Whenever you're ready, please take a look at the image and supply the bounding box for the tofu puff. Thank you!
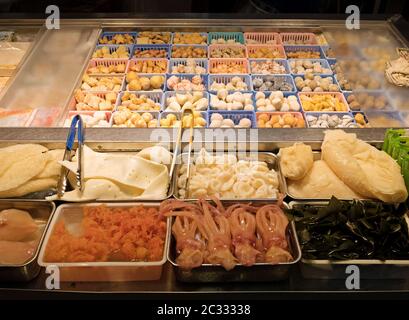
[0,144,64,198]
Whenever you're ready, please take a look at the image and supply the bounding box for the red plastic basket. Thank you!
[86,59,129,75]
[126,58,168,74]
[244,32,281,45]
[209,59,249,74]
[280,33,318,45]
[246,45,286,59]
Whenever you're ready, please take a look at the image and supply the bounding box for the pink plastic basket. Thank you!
[280,33,318,45]
[208,44,247,59]
[209,58,249,74]
[126,58,168,74]
[255,112,305,128]
[244,32,281,45]
[86,59,129,75]
[298,92,350,112]
[246,45,286,59]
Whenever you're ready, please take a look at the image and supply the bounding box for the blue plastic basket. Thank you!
[208,110,256,128]
[110,110,160,128]
[124,74,166,92]
[253,92,301,112]
[208,74,252,92]
[343,90,395,112]
[132,44,170,59]
[163,91,209,112]
[170,45,208,59]
[159,111,208,128]
[168,58,208,74]
[208,32,244,45]
[248,59,290,75]
[251,74,296,93]
[288,58,333,75]
[171,32,208,45]
[284,45,325,59]
[98,32,137,45]
[292,74,340,92]
[93,44,133,59]
[209,91,255,111]
[115,91,164,112]
[304,112,357,128]
[165,74,208,91]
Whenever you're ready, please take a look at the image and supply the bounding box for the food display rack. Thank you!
[0,16,409,298]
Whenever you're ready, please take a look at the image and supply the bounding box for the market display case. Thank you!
[0,15,409,298]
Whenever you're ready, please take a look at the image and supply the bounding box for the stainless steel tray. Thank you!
[289,200,409,279]
[0,200,55,282]
[168,201,301,283]
[173,152,287,201]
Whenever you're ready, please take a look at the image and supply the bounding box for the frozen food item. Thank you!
[134,48,167,58]
[331,61,382,90]
[136,32,171,44]
[250,60,287,74]
[300,94,348,112]
[209,113,252,128]
[210,76,248,91]
[81,75,123,92]
[0,209,38,241]
[0,240,37,264]
[289,60,332,75]
[44,205,167,263]
[279,143,313,180]
[287,160,363,199]
[117,92,161,112]
[74,90,117,111]
[164,91,208,112]
[171,46,207,58]
[53,145,171,201]
[125,72,164,91]
[166,75,205,91]
[286,49,320,59]
[248,46,285,59]
[255,91,300,112]
[257,113,305,128]
[92,45,129,59]
[160,112,206,128]
[252,76,294,92]
[87,62,127,75]
[171,59,206,74]
[354,112,370,128]
[346,93,389,111]
[306,114,357,128]
[210,60,247,74]
[130,59,167,74]
[99,33,134,44]
[210,91,254,111]
[64,112,110,128]
[209,46,246,58]
[112,111,158,128]
[0,108,35,127]
[211,37,241,45]
[161,199,291,270]
[322,130,408,202]
[294,74,339,92]
[177,149,280,199]
[173,33,207,44]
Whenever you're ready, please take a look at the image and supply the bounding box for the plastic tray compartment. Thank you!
[288,58,333,75]
[86,59,129,76]
[159,111,208,128]
[343,90,395,112]
[38,202,170,282]
[110,110,160,128]
[289,201,409,279]
[298,92,350,113]
[364,111,405,128]
[98,31,137,45]
[208,32,244,45]
[116,90,163,112]
[279,32,318,45]
[168,58,208,74]
[284,45,325,59]
[165,74,207,91]
[124,73,166,92]
[249,59,290,75]
[304,112,357,128]
[252,74,296,94]
[64,111,112,128]
[208,44,247,59]
[0,200,55,282]
[293,74,340,92]
[126,58,168,74]
[256,111,305,128]
[93,44,133,59]
[69,91,120,112]
[170,45,208,59]
[209,58,249,74]
[132,44,170,59]
[171,32,208,45]
[208,74,252,92]
[168,202,301,283]
[208,110,257,128]
[244,32,281,45]
[163,91,209,112]
[247,45,286,59]
[80,75,126,92]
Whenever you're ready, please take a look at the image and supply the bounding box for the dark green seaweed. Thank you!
[286,197,409,260]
